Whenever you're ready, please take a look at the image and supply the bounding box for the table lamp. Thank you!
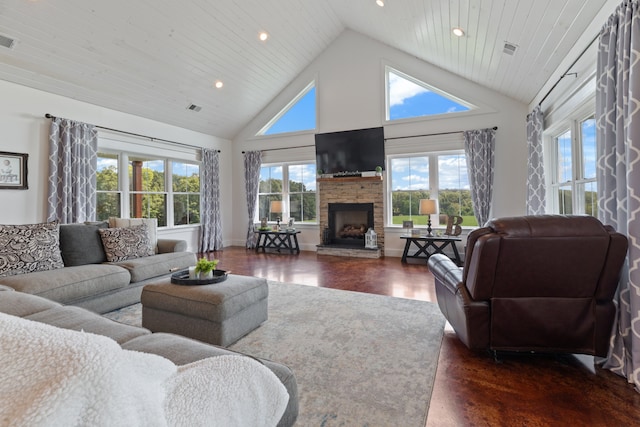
[270,200,283,230]
[419,199,438,236]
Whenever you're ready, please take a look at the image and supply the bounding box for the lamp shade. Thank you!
[419,199,438,215]
[270,200,283,214]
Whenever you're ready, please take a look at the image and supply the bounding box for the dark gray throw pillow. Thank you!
[59,222,108,266]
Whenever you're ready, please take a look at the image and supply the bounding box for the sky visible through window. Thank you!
[387,70,470,120]
[263,87,316,135]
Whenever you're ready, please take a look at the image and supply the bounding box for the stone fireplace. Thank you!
[317,176,384,258]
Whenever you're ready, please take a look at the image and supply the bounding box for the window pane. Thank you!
[97,193,120,221]
[558,186,573,214]
[437,154,476,227]
[172,161,200,192]
[258,195,283,222]
[580,181,598,217]
[581,118,596,179]
[556,130,572,183]
[302,192,317,223]
[390,156,430,224]
[97,153,118,191]
[129,158,165,192]
[130,193,167,226]
[387,69,471,120]
[174,194,200,225]
[289,164,316,192]
[259,166,283,193]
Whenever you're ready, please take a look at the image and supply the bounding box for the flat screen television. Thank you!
[315,127,385,175]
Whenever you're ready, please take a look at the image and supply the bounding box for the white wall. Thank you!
[232,30,528,257]
[0,79,232,252]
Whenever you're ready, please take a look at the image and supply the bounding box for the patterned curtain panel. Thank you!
[597,1,640,391]
[47,117,98,224]
[200,148,223,253]
[244,151,262,248]
[526,105,546,215]
[464,128,496,226]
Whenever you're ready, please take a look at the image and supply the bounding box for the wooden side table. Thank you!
[255,230,301,254]
[400,235,462,265]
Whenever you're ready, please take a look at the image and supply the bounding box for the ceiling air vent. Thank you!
[186,103,202,112]
[503,42,517,56]
[0,34,16,49]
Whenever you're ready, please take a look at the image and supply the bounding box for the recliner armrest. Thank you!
[428,254,463,294]
[157,239,187,253]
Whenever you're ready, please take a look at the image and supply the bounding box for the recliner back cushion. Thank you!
[59,222,108,266]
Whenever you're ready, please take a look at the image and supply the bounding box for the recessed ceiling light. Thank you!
[259,32,269,42]
[214,80,223,89]
[376,0,385,7]
[452,27,465,37]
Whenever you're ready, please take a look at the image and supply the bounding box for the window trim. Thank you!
[544,100,597,216]
[256,161,318,225]
[97,150,201,228]
[386,149,475,229]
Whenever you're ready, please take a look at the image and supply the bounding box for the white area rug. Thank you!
[105,281,446,426]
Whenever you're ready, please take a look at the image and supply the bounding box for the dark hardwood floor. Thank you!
[202,247,640,426]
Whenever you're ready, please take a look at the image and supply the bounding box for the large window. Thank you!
[389,151,476,227]
[97,152,200,227]
[385,67,474,121]
[550,114,597,216]
[257,163,316,223]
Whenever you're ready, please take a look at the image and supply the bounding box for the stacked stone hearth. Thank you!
[317,176,384,258]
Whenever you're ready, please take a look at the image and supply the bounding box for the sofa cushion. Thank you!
[111,251,196,283]
[0,264,131,305]
[0,221,64,277]
[99,224,154,262]
[0,290,61,317]
[59,222,108,266]
[25,305,150,344]
[109,217,158,253]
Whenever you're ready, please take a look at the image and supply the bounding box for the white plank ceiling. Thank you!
[0,0,611,139]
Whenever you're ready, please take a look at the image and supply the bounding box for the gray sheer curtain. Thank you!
[464,128,496,226]
[200,148,223,253]
[47,117,98,224]
[526,105,546,215]
[244,151,262,248]
[597,1,640,392]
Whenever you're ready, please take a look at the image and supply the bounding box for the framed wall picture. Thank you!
[402,220,413,229]
[0,152,28,190]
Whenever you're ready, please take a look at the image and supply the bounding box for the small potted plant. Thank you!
[194,257,219,279]
[375,166,383,176]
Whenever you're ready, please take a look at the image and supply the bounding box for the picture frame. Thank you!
[287,218,295,228]
[0,151,28,190]
[402,220,414,229]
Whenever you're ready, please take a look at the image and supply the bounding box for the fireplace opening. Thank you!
[328,203,374,247]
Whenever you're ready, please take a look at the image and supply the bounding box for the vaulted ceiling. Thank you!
[0,0,612,139]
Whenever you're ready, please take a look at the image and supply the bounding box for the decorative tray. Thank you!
[171,269,228,286]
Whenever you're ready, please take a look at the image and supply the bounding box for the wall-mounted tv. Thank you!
[315,127,385,175]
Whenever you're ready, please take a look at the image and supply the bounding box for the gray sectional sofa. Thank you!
[0,287,298,426]
[0,220,299,425]
[0,221,196,313]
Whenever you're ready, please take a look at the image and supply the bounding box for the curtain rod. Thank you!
[537,32,600,107]
[385,126,498,141]
[242,126,498,153]
[44,114,220,152]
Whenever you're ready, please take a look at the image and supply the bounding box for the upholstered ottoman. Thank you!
[140,274,268,346]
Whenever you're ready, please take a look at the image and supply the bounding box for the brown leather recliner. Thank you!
[427,215,628,357]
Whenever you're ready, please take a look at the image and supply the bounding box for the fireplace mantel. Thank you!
[316,176,382,183]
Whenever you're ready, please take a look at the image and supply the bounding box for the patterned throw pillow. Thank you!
[109,217,158,254]
[98,224,154,262]
[0,221,65,277]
